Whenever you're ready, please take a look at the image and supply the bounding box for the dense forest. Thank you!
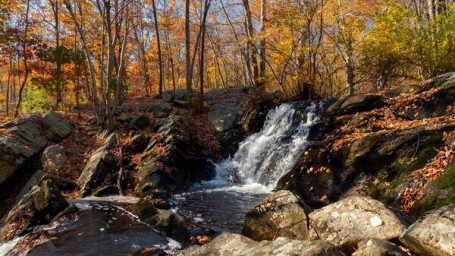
[0,0,454,123]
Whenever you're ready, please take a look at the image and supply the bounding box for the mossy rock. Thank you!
[367,131,445,206]
[130,197,159,219]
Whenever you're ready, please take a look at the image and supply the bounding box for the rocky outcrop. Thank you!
[0,178,69,239]
[0,116,47,185]
[308,196,407,247]
[42,111,73,141]
[179,232,344,256]
[41,145,67,173]
[400,204,455,256]
[134,114,213,207]
[328,94,385,116]
[353,239,407,256]
[242,190,311,241]
[78,133,118,196]
[33,179,69,222]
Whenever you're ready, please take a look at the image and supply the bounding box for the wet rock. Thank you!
[131,197,159,219]
[78,134,118,196]
[179,232,344,256]
[328,94,384,116]
[0,116,47,185]
[400,204,455,256]
[129,134,151,153]
[208,97,242,132]
[41,111,73,141]
[41,145,67,173]
[33,179,69,222]
[131,197,188,243]
[309,196,407,247]
[242,190,311,241]
[129,115,150,131]
[353,239,407,256]
[151,210,188,244]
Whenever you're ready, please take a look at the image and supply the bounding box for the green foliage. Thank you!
[434,163,455,189]
[362,2,455,84]
[21,86,52,112]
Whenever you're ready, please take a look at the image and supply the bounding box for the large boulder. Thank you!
[0,117,47,185]
[208,97,242,132]
[400,204,455,256]
[309,196,407,247]
[179,232,344,256]
[41,144,67,173]
[41,111,73,141]
[242,190,311,241]
[78,134,118,196]
[328,94,384,116]
[146,103,173,118]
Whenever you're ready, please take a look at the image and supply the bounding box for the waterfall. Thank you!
[214,102,318,189]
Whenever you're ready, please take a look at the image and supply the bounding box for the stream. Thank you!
[173,102,317,232]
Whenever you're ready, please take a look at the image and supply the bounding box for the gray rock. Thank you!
[242,190,311,241]
[309,196,407,247]
[33,179,69,222]
[146,103,173,118]
[400,204,455,256]
[208,98,242,132]
[0,117,47,185]
[328,94,384,116]
[78,134,118,196]
[41,145,67,173]
[128,115,150,130]
[354,239,407,256]
[42,111,73,141]
[179,232,344,256]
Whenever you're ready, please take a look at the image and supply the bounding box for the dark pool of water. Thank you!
[28,203,173,256]
[174,183,270,233]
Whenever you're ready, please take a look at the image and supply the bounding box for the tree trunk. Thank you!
[152,0,164,96]
[258,0,267,87]
[242,0,260,87]
[185,0,192,95]
[14,0,31,118]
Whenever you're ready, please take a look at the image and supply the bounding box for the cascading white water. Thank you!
[215,102,318,189]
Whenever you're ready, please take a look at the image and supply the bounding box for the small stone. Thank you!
[370,216,383,227]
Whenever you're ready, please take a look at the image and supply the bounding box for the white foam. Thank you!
[0,237,22,256]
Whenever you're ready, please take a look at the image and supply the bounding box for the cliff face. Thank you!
[278,72,455,219]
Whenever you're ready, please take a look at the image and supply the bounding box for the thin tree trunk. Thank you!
[185,0,192,94]
[14,0,31,118]
[152,0,164,96]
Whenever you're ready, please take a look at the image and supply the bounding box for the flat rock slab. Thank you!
[309,196,407,247]
[0,117,47,185]
[400,204,455,256]
[179,232,344,256]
